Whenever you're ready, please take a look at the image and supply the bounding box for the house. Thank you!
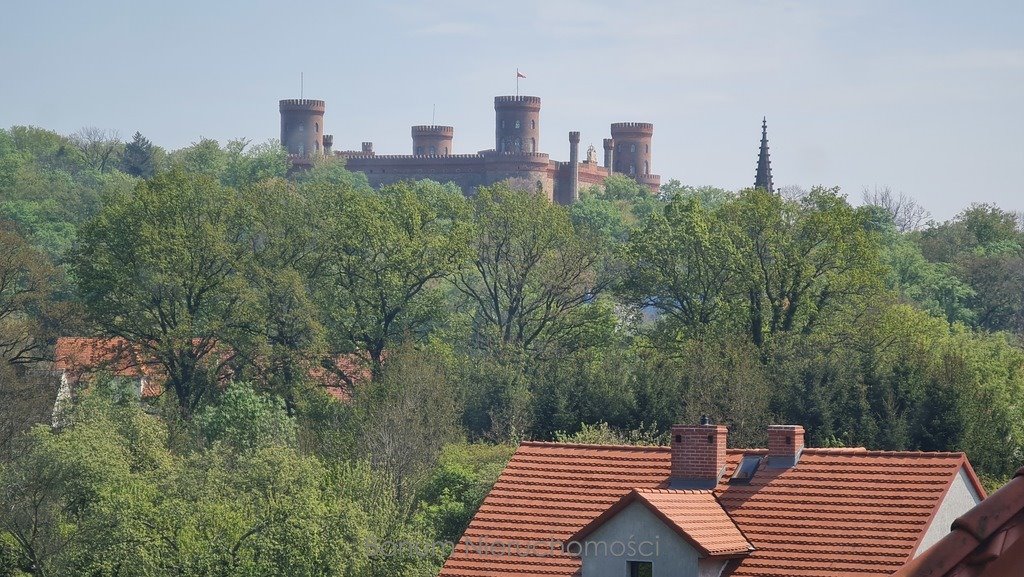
[440,422,986,577]
[51,337,366,422]
[894,465,1024,577]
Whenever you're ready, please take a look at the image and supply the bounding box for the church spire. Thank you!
[754,117,774,193]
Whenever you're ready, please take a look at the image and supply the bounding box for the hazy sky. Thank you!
[2,1,1021,219]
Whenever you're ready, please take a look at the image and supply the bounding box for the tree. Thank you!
[358,344,461,511]
[454,183,610,356]
[316,180,472,372]
[725,187,884,347]
[121,131,155,178]
[621,196,742,332]
[222,138,289,189]
[75,169,256,418]
[862,186,929,233]
[71,127,122,173]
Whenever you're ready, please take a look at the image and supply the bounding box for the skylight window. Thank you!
[730,455,763,483]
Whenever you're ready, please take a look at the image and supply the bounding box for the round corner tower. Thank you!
[411,125,454,155]
[494,96,541,154]
[610,122,654,177]
[279,99,326,158]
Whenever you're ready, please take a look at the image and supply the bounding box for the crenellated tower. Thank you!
[412,125,454,155]
[494,96,541,154]
[754,117,774,193]
[610,122,654,178]
[280,99,326,158]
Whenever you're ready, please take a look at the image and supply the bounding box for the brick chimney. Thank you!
[767,425,805,468]
[669,418,728,489]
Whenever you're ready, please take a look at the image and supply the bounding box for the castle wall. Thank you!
[343,154,489,191]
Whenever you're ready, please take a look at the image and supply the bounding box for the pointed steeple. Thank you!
[754,117,774,193]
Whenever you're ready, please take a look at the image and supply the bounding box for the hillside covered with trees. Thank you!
[1,126,1023,576]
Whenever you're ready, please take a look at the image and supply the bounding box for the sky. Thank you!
[1,0,1021,220]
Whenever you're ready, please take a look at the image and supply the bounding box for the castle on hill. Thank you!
[278,95,661,204]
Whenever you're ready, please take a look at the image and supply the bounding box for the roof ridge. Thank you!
[519,440,669,451]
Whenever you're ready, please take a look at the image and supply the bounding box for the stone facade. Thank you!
[279,95,661,204]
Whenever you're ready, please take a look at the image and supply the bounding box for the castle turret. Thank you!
[755,117,774,193]
[412,125,454,156]
[603,138,614,172]
[494,96,541,154]
[610,122,654,178]
[568,131,580,203]
[280,99,326,158]
[323,134,333,155]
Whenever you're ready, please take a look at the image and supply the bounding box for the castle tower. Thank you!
[568,131,580,203]
[280,99,326,158]
[755,117,774,193]
[610,122,654,178]
[603,138,614,172]
[494,96,541,154]
[412,125,454,156]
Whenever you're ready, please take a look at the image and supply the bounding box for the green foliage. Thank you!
[196,382,297,452]
[317,179,473,368]
[75,169,257,417]
[121,131,155,178]
[414,442,514,543]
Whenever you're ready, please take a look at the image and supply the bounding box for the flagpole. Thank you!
[516,68,519,97]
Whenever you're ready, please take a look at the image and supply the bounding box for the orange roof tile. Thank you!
[54,337,364,400]
[570,488,752,557]
[440,442,985,577]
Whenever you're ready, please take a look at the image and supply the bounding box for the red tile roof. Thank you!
[54,337,365,400]
[440,442,985,577]
[570,488,752,558]
[894,465,1024,577]
[54,337,159,394]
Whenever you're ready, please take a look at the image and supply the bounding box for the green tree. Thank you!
[726,187,884,347]
[76,169,257,418]
[454,183,610,356]
[621,196,742,332]
[317,180,472,371]
[121,131,155,178]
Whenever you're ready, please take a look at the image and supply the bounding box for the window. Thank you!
[298,144,304,156]
[730,455,763,483]
[644,161,649,175]
[416,146,424,155]
[299,124,304,132]
[628,561,652,577]
[444,147,449,154]
[630,144,636,152]
[532,119,536,129]
[646,144,649,153]
[429,146,437,155]
[515,120,521,129]
[531,138,535,152]
[630,164,635,175]
[502,120,506,129]
[315,122,319,133]
[314,141,320,152]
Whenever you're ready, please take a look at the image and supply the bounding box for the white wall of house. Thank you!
[578,502,722,577]
[915,467,983,557]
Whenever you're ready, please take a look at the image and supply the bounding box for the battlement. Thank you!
[411,125,455,135]
[569,131,581,143]
[603,138,615,149]
[279,99,326,112]
[494,95,542,107]
[610,122,654,134]
[344,153,485,160]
